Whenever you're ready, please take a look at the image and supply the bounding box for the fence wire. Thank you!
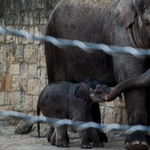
[1,26,150,57]
[1,110,150,135]
[1,26,150,135]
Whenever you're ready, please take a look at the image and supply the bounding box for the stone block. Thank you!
[0,18,5,28]
[0,92,5,105]
[4,92,10,105]
[24,45,36,63]
[5,92,14,105]
[10,44,18,64]
[104,107,122,124]
[20,64,27,91]
[36,45,46,67]
[28,64,38,78]
[31,12,40,25]
[46,0,60,10]
[3,0,11,15]
[13,92,25,111]
[16,26,28,44]
[99,105,105,124]
[10,64,19,74]
[28,79,40,95]
[17,45,24,63]
[28,27,34,44]
[105,100,115,107]
[21,0,26,10]
[0,35,6,43]
[1,74,6,92]
[26,0,32,10]
[12,75,20,91]
[40,68,47,91]
[21,12,30,26]
[40,10,48,25]
[20,78,27,92]
[34,26,44,44]
[20,63,28,78]
[6,15,14,26]
[40,67,47,79]
[37,0,46,9]
[12,0,21,25]
[39,46,46,67]
[40,79,47,92]
[24,95,33,112]
[7,74,12,91]
[0,105,13,111]
[33,96,39,111]
[6,27,16,43]
[3,45,10,73]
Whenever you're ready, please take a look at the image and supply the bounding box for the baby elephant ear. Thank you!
[115,0,136,28]
[75,84,90,101]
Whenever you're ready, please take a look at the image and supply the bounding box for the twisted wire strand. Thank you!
[0,26,150,57]
[1,110,150,135]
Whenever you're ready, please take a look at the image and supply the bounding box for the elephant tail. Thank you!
[37,99,41,138]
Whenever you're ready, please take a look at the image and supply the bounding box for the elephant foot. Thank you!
[80,142,92,149]
[47,127,55,143]
[99,132,108,142]
[146,134,150,146]
[93,140,104,147]
[125,141,149,150]
[125,133,149,150]
[56,141,69,147]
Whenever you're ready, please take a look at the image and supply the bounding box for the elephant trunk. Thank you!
[106,68,150,101]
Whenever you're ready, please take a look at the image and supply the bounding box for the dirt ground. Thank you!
[0,120,127,150]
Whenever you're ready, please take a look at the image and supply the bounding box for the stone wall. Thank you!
[0,0,128,125]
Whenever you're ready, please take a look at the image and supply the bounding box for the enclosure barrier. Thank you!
[0,26,150,135]
[0,110,150,135]
[1,26,150,57]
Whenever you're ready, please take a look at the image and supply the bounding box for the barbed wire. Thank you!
[1,110,150,135]
[0,26,150,57]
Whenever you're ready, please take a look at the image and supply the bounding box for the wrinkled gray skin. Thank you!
[106,68,150,101]
[45,0,150,149]
[37,78,110,148]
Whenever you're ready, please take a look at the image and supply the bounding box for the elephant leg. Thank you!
[145,87,150,146]
[90,103,108,142]
[124,89,148,150]
[88,128,104,147]
[55,125,69,147]
[80,129,92,148]
[51,129,56,145]
[47,126,55,143]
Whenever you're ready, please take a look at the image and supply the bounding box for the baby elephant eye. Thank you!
[145,20,150,26]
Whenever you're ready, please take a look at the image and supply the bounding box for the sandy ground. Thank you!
[0,120,127,150]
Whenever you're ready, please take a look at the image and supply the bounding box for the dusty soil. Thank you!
[0,120,127,150]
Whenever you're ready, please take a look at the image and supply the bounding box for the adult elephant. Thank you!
[45,0,150,149]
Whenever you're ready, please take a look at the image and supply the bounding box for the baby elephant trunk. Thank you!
[106,68,150,101]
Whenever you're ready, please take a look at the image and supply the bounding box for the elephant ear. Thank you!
[115,0,136,28]
[75,84,90,101]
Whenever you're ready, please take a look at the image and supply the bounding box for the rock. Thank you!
[14,119,33,134]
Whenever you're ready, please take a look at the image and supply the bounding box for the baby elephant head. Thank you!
[75,78,111,103]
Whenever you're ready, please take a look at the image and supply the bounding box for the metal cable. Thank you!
[0,26,150,57]
[1,110,150,135]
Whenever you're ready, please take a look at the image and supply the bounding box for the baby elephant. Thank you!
[37,78,110,148]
